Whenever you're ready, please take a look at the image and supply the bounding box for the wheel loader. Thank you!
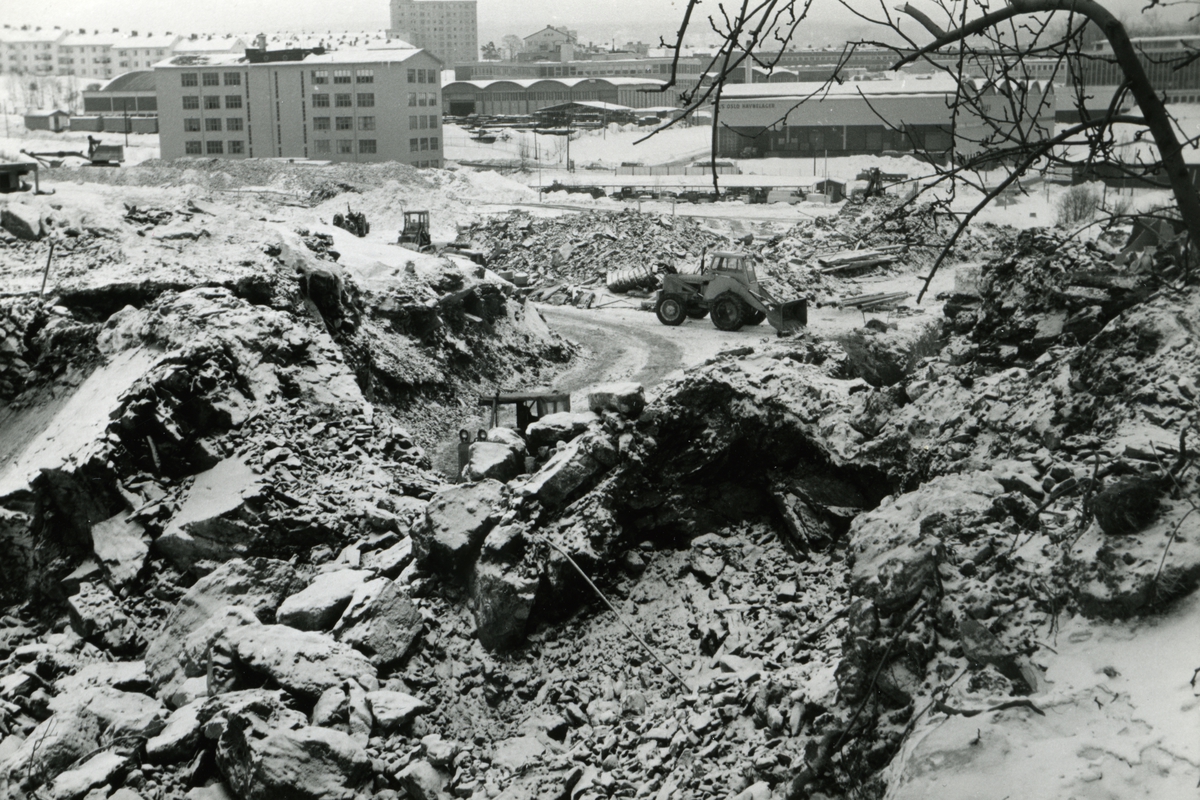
[653,251,807,333]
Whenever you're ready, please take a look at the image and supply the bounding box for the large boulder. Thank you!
[1,203,44,240]
[146,558,305,704]
[213,619,379,700]
[485,427,527,456]
[277,570,370,631]
[525,411,598,451]
[146,698,206,763]
[469,526,539,651]
[44,750,128,800]
[67,581,141,654]
[520,431,617,508]
[216,702,370,800]
[155,458,269,571]
[415,479,507,580]
[587,382,646,418]
[90,512,149,588]
[333,579,423,669]
[366,690,431,733]
[462,441,521,483]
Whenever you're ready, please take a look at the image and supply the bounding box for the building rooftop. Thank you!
[721,74,964,99]
[115,34,180,50]
[156,45,431,69]
[60,31,123,47]
[173,37,247,53]
[98,71,156,92]
[447,76,668,89]
[0,28,67,43]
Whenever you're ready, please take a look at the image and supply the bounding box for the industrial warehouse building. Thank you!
[716,75,1056,160]
[442,76,679,116]
[154,46,444,166]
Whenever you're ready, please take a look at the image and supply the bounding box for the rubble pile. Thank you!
[467,210,727,286]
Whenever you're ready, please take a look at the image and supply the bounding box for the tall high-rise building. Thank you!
[390,0,477,68]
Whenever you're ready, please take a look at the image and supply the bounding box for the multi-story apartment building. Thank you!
[155,46,444,166]
[58,31,122,81]
[0,28,67,76]
[390,0,477,67]
[115,33,180,72]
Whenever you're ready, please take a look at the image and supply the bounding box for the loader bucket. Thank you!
[765,299,807,333]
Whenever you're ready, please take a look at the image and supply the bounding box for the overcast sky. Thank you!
[2,0,1188,50]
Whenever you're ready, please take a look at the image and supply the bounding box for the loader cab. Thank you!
[707,251,757,285]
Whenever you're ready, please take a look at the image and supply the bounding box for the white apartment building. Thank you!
[155,46,444,167]
[58,31,122,81]
[390,0,477,67]
[114,33,180,72]
[0,28,67,76]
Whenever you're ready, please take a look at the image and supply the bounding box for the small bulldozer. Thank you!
[654,251,807,333]
[333,205,370,237]
[398,210,432,251]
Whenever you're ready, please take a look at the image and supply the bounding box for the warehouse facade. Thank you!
[155,47,444,166]
[717,76,1055,160]
[443,76,678,116]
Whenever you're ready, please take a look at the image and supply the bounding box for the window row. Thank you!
[182,95,241,110]
[312,139,377,155]
[409,137,439,152]
[312,116,375,131]
[413,160,440,169]
[409,91,437,107]
[312,68,374,84]
[407,68,437,84]
[181,72,241,87]
[409,114,438,129]
[311,93,374,108]
[184,140,245,155]
[184,117,245,132]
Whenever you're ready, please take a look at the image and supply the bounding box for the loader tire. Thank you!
[656,296,686,326]
[711,295,745,331]
[686,306,709,319]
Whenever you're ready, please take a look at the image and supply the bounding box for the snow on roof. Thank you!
[448,76,667,89]
[24,109,69,117]
[538,100,635,112]
[156,46,431,69]
[98,71,156,93]
[115,34,180,50]
[721,74,962,100]
[60,31,123,47]
[0,28,67,44]
[173,37,247,53]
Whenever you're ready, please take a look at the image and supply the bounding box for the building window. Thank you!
[229,140,244,154]
[202,72,220,86]
[428,114,438,128]
[336,116,353,130]
[356,69,373,83]
[430,136,439,150]
[227,117,243,131]
[410,138,419,152]
[359,139,376,154]
[205,117,222,132]
[357,93,374,107]
[204,96,221,110]
[335,94,352,107]
[313,70,327,84]
[181,72,198,86]
[206,140,224,154]
[185,140,202,154]
[417,93,426,107]
[408,93,417,107]
[407,68,416,82]
[183,95,200,109]
[314,139,331,154]
[421,115,430,129]
[184,117,201,131]
[313,116,330,130]
[409,115,418,129]
[225,95,242,109]
[337,139,354,154]
[224,72,240,86]
[312,93,330,107]
[420,137,429,150]
[333,69,351,84]
[359,116,375,130]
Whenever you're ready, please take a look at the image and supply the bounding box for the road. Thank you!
[537,304,779,407]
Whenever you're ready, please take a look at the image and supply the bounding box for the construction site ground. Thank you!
[0,152,1197,800]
